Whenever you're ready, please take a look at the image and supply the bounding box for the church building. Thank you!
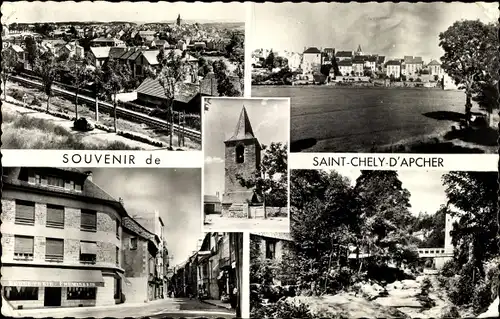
[221,106,262,217]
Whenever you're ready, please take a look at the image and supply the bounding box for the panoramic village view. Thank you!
[1,1,244,150]
[203,98,289,232]
[251,2,498,153]
[251,170,499,318]
[1,167,242,319]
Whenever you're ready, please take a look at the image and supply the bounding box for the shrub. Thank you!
[472,278,493,314]
[10,89,24,101]
[251,299,313,319]
[440,305,460,319]
[32,96,42,107]
[440,259,457,277]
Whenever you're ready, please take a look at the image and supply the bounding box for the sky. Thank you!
[250,2,498,62]
[86,168,202,267]
[337,169,447,216]
[1,1,245,24]
[204,98,290,197]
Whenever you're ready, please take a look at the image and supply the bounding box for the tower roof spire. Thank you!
[227,106,255,141]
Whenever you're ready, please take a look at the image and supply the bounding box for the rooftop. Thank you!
[225,106,256,142]
[303,47,321,54]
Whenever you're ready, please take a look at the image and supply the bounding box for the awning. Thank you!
[117,272,132,286]
[1,267,105,287]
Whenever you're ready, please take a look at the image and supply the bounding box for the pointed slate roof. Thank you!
[226,106,256,142]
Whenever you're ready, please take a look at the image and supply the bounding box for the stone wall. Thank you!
[249,206,288,219]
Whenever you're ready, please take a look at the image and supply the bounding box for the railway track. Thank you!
[9,74,202,143]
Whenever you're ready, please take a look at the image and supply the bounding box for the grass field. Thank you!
[2,107,142,150]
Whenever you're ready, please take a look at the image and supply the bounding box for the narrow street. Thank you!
[11,298,235,319]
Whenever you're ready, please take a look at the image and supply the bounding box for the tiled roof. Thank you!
[142,50,160,65]
[226,106,256,141]
[204,195,220,203]
[90,46,111,59]
[338,60,352,66]
[251,232,293,241]
[386,60,401,66]
[303,47,321,54]
[336,51,353,57]
[136,77,201,103]
[428,59,441,66]
[108,47,128,59]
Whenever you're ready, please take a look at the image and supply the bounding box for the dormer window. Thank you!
[236,145,244,163]
[47,176,65,188]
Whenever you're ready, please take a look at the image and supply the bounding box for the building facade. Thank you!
[386,60,402,78]
[301,47,322,74]
[250,233,293,285]
[1,168,125,309]
[222,106,261,217]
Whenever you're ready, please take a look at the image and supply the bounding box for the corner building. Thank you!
[0,168,153,309]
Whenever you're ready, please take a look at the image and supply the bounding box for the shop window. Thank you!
[235,145,244,163]
[3,287,38,300]
[46,205,64,228]
[67,287,96,300]
[81,210,97,231]
[15,200,35,225]
[14,235,34,260]
[130,237,138,250]
[45,238,64,262]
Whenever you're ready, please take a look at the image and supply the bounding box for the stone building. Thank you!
[0,167,163,310]
[250,232,293,285]
[221,106,262,217]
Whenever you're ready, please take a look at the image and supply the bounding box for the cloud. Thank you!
[205,156,224,164]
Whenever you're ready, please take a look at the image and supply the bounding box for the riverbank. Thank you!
[252,84,451,90]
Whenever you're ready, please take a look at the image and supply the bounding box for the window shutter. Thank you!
[46,238,64,258]
[15,201,35,224]
[15,236,34,254]
[47,205,64,227]
[80,241,97,255]
[81,211,97,229]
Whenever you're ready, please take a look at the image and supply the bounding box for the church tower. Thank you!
[222,106,261,216]
[356,44,363,56]
[176,14,182,26]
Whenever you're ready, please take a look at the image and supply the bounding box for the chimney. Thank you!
[84,171,93,182]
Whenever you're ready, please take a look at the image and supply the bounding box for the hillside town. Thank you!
[252,45,456,89]
[1,13,244,150]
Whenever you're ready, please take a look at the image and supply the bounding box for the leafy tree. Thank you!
[265,50,275,71]
[236,142,288,218]
[439,20,497,126]
[212,59,240,96]
[354,171,417,267]
[226,31,244,63]
[24,36,38,68]
[34,23,54,37]
[401,74,407,82]
[102,57,132,132]
[1,48,17,100]
[320,64,331,77]
[155,48,188,148]
[69,26,78,38]
[35,51,61,111]
[331,57,341,77]
[412,206,448,248]
[66,55,93,120]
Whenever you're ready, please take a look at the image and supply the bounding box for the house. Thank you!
[1,168,141,309]
[89,47,112,67]
[250,233,293,285]
[338,60,353,76]
[428,60,443,77]
[193,42,207,50]
[364,56,378,73]
[176,40,187,51]
[377,56,386,68]
[336,50,353,61]
[204,194,222,215]
[301,47,322,74]
[352,57,365,76]
[287,52,302,71]
[41,39,67,54]
[128,211,167,300]
[135,76,212,114]
[6,44,28,69]
[90,37,125,47]
[404,56,424,76]
[154,40,170,50]
[323,47,335,60]
[57,41,84,59]
[385,60,402,78]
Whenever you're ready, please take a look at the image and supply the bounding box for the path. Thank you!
[8,297,235,318]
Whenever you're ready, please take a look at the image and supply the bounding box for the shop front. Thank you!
[1,266,107,309]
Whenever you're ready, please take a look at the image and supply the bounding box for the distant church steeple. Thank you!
[356,44,363,56]
[176,14,182,26]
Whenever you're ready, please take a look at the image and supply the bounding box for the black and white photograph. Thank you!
[203,97,290,232]
[250,2,498,153]
[1,167,242,318]
[1,1,245,150]
[250,170,499,318]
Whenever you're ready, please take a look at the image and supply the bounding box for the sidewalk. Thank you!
[201,299,233,310]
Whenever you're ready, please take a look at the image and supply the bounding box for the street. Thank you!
[11,298,236,319]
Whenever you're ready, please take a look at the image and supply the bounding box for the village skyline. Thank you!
[2,1,246,24]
